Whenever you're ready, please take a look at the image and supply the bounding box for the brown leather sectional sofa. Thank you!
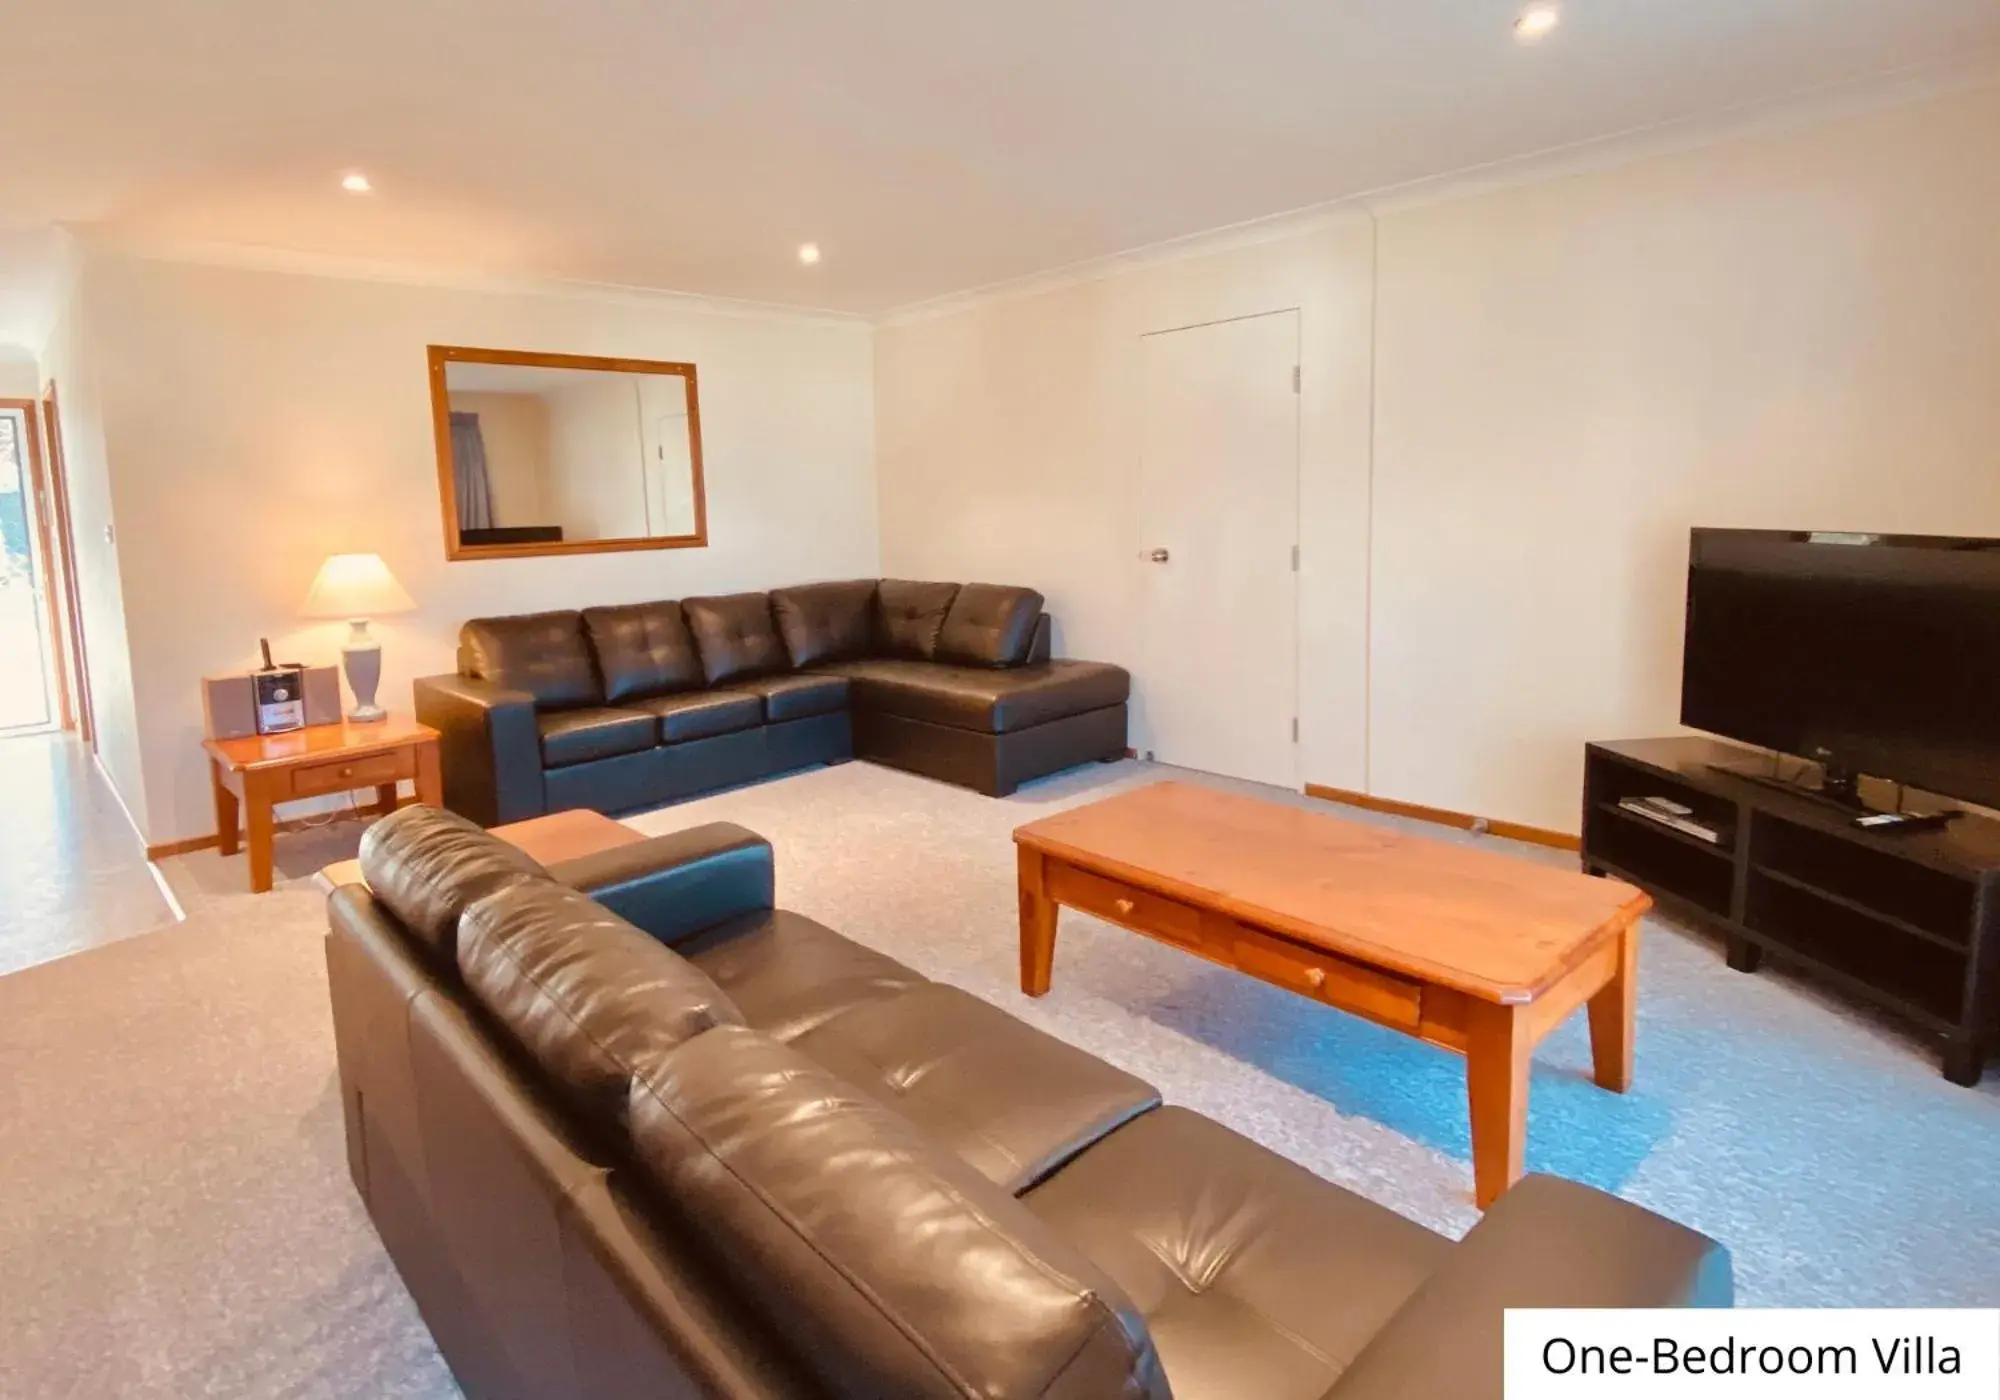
[327,805,1732,1400]
[413,579,1129,825]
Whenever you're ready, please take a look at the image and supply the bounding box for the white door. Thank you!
[1138,310,1301,787]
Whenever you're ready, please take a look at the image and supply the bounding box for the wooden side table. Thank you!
[204,715,442,893]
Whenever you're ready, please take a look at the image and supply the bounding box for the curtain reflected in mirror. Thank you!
[429,347,706,559]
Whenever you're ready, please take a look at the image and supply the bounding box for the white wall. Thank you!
[876,81,2000,833]
[0,354,37,397]
[1369,82,2000,830]
[876,218,1378,791]
[85,252,877,845]
[36,270,150,821]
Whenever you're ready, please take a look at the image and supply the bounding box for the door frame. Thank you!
[37,383,93,746]
[2,397,69,731]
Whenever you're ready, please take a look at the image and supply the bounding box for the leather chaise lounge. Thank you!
[414,579,1129,825]
[326,805,1732,1400]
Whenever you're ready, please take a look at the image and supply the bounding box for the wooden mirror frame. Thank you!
[428,344,709,561]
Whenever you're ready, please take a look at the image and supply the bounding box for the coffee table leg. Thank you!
[1465,1000,1530,1209]
[1587,918,1640,1094]
[1018,848,1057,997]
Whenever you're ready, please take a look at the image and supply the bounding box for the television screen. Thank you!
[1681,529,2000,808]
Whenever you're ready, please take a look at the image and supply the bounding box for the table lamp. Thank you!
[300,553,416,722]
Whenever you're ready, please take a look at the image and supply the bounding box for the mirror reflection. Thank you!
[430,348,705,559]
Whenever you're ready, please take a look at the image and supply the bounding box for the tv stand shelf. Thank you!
[1583,737,2000,1086]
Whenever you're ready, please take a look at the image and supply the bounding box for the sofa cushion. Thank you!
[1024,1107,1449,1400]
[458,880,744,1131]
[537,706,659,768]
[873,580,960,660]
[936,584,1044,667]
[683,593,789,686]
[770,580,877,669]
[735,673,850,723]
[824,658,1129,735]
[461,611,603,710]
[678,909,925,1040]
[627,1025,1170,1400]
[629,689,764,744]
[788,983,1160,1194]
[357,804,550,966]
[581,602,704,702]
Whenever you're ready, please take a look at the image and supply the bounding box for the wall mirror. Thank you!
[428,345,706,560]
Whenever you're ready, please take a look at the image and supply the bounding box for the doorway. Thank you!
[0,402,59,734]
[1137,310,1302,787]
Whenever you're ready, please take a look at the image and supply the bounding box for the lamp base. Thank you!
[342,618,387,723]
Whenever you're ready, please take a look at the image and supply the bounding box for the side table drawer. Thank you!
[1047,862,1204,950]
[287,749,409,799]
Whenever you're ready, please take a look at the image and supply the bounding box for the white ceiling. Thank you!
[3,0,1998,343]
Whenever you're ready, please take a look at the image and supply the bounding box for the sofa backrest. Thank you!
[358,804,552,966]
[460,610,604,710]
[456,581,1055,709]
[457,879,746,1130]
[682,593,790,686]
[627,1025,1171,1400]
[936,583,1046,667]
[582,601,706,703]
[873,580,961,660]
[769,579,877,669]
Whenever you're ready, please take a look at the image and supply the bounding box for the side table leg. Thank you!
[373,783,399,817]
[1466,1000,1531,1209]
[211,759,240,857]
[1018,847,1057,997]
[1587,917,1639,1093]
[245,776,276,894]
[414,739,443,808]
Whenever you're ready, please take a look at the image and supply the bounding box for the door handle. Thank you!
[1146,548,1170,563]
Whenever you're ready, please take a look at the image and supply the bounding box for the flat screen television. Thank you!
[1681,528,2000,809]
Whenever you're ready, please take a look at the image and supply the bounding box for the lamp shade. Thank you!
[300,553,416,619]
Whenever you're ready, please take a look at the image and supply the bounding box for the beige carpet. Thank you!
[0,889,458,1400]
[4,759,1995,1399]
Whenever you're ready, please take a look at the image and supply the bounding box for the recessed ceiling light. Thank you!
[797,242,822,266]
[341,172,373,193]
[1514,5,1560,41]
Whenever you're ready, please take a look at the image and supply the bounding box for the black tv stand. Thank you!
[1584,737,2000,1086]
[1705,763,1876,815]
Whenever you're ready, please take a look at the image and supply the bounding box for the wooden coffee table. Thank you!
[1013,782,1650,1207]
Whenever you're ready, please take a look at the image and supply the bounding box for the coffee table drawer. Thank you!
[1048,862,1203,950]
[288,750,407,799]
[1222,921,1424,1031]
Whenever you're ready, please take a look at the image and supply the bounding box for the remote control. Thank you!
[1853,810,1961,833]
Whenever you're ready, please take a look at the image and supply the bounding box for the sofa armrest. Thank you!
[1325,1175,1730,1400]
[413,673,546,827]
[546,822,774,947]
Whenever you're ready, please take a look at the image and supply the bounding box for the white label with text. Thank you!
[1504,1310,1998,1397]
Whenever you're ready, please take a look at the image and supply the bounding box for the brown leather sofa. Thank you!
[327,806,1732,1400]
[413,579,1128,825]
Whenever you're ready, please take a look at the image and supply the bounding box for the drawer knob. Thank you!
[1113,898,1135,916]
[339,767,352,777]
[1305,967,1327,991]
